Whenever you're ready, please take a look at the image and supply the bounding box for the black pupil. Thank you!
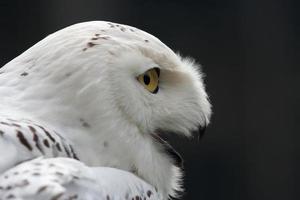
[143,74,150,85]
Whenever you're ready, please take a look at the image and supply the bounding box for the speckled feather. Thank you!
[0,157,161,200]
[0,117,78,174]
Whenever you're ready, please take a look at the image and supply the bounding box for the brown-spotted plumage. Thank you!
[0,117,78,174]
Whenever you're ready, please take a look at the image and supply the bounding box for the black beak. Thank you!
[192,124,207,141]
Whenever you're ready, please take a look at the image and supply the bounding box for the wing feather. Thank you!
[0,157,162,200]
[0,117,78,174]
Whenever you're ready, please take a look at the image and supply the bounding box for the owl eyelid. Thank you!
[152,85,159,94]
[136,67,160,80]
[154,67,160,77]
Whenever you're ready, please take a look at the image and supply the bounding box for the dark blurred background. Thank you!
[0,0,298,199]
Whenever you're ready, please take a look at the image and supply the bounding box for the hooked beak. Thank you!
[191,124,207,141]
[151,121,208,168]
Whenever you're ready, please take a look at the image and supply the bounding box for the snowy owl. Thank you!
[0,21,211,200]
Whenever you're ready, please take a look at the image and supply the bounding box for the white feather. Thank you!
[0,21,211,199]
[0,157,161,200]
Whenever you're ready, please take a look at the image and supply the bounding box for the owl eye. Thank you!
[137,68,160,94]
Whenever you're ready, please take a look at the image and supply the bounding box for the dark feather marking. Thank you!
[62,143,71,157]
[147,190,152,198]
[103,141,108,147]
[107,22,115,28]
[56,143,62,152]
[16,130,32,151]
[87,42,96,48]
[82,121,90,128]
[29,126,44,154]
[65,72,72,77]
[83,42,97,51]
[0,130,4,135]
[43,139,50,148]
[0,122,10,126]
[54,131,73,155]
[69,145,79,160]
[37,185,48,193]
[37,125,56,143]
[72,175,79,180]
[20,72,28,76]
[11,123,21,127]
[79,118,90,128]
[100,36,109,40]
[135,196,140,200]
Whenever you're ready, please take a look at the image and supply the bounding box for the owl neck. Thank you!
[0,88,181,200]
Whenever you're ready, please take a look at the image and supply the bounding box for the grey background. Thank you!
[0,0,298,200]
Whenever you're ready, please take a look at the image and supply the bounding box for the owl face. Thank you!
[107,46,211,140]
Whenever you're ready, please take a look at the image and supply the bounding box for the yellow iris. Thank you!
[137,68,160,93]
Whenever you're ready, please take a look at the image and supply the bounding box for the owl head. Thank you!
[1,21,211,199]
